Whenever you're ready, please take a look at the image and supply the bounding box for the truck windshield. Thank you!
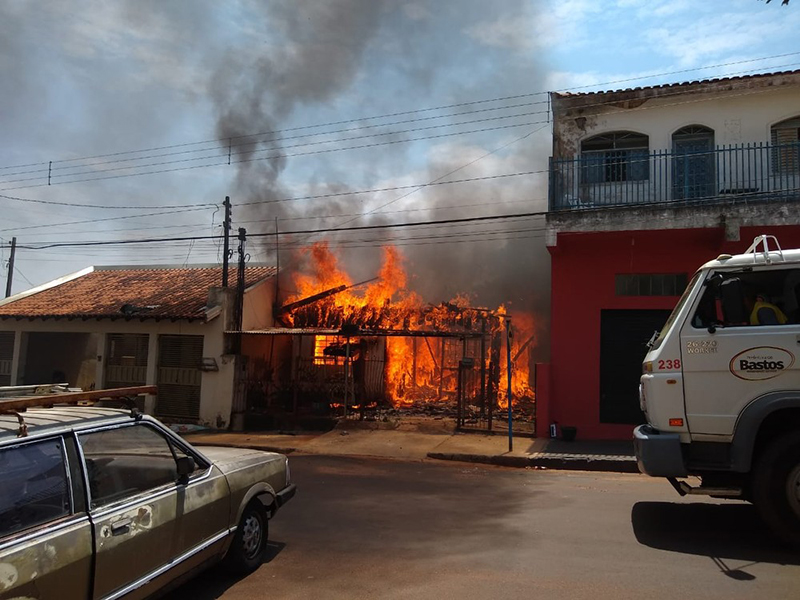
[651,271,703,351]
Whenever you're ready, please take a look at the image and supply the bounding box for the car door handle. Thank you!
[111,519,132,536]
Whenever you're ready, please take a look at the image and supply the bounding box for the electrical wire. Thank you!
[2,50,796,173]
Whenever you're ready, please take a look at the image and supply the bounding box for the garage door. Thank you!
[600,309,671,424]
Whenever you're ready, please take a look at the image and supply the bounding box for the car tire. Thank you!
[224,502,268,575]
[753,431,800,548]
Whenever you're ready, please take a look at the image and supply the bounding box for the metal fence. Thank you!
[549,141,800,211]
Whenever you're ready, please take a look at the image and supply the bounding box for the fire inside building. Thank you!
[234,243,536,434]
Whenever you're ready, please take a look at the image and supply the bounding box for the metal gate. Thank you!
[156,335,203,420]
[0,331,13,386]
[105,334,148,388]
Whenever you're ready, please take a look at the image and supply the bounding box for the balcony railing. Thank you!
[548,141,800,211]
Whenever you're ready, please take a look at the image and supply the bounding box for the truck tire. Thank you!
[224,502,269,575]
[753,431,800,547]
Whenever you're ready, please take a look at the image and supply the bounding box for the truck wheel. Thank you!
[224,502,268,575]
[753,431,800,547]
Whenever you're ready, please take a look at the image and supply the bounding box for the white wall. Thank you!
[558,84,800,156]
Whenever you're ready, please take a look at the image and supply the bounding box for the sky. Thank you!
[1,0,798,355]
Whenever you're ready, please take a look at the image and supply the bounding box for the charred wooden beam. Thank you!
[277,277,378,316]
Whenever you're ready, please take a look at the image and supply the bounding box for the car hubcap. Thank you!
[241,514,262,559]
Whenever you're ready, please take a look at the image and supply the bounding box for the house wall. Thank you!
[553,76,800,158]
[548,224,800,440]
[0,280,275,428]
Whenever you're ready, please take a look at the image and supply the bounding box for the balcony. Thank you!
[548,141,800,211]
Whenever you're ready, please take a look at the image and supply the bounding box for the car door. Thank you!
[78,421,230,600]
[0,435,92,600]
[681,265,800,437]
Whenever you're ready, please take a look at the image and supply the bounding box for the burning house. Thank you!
[235,243,536,433]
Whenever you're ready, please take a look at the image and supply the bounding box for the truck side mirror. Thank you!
[720,278,747,325]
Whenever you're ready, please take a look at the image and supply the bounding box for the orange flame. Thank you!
[285,242,535,409]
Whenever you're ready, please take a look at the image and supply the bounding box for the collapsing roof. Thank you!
[0,264,276,321]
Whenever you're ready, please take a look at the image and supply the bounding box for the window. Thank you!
[771,117,800,174]
[615,274,688,297]
[581,132,650,183]
[692,268,800,328]
[0,439,70,537]
[79,424,202,509]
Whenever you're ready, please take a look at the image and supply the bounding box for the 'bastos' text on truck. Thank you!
[635,234,800,546]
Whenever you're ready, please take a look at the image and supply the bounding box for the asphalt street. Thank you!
[166,455,800,600]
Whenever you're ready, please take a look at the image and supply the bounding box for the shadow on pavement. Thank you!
[632,502,800,573]
[162,540,286,599]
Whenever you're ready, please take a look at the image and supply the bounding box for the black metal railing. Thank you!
[549,141,800,211]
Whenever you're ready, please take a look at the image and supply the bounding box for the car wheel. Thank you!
[753,431,800,548]
[225,502,268,574]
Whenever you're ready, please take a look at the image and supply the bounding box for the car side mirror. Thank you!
[176,455,195,485]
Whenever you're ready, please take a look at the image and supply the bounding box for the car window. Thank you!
[0,438,71,538]
[80,424,191,509]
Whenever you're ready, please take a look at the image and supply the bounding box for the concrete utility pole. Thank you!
[4,237,16,298]
[222,196,232,287]
[233,228,247,354]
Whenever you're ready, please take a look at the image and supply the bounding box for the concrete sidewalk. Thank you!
[182,418,638,473]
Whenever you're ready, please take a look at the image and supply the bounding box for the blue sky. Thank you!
[1,0,798,315]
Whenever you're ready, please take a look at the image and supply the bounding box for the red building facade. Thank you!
[539,70,800,440]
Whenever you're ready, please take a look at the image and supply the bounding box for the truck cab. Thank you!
[635,235,800,546]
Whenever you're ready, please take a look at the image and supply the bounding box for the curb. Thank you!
[426,452,640,474]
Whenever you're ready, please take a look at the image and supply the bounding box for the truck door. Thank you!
[681,266,800,437]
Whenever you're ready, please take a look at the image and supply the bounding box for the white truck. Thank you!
[635,235,800,546]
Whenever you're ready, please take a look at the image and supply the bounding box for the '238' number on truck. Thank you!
[658,359,681,370]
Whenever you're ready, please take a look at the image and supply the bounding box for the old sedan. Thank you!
[0,405,295,600]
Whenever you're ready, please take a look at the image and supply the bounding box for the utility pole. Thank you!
[233,228,247,354]
[5,237,16,298]
[222,196,232,287]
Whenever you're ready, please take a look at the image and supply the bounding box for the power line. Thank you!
[17,211,547,250]
[0,192,215,211]
[2,50,796,174]
[3,62,797,195]
[0,206,211,234]
[0,114,544,188]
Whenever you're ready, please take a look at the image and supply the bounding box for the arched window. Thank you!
[581,131,649,183]
[771,116,800,174]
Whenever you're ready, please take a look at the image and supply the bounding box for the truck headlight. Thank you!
[285,457,291,486]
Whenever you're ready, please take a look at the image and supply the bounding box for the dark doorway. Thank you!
[600,309,671,424]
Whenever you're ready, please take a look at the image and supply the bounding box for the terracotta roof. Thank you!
[0,265,276,321]
[553,68,800,99]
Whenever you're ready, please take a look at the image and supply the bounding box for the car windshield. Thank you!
[651,271,703,351]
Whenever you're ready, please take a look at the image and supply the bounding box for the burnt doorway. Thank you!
[600,309,671,424]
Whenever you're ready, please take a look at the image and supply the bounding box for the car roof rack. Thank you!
[0,386,157,438]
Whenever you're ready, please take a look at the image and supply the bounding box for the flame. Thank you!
[284,242,535,410]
